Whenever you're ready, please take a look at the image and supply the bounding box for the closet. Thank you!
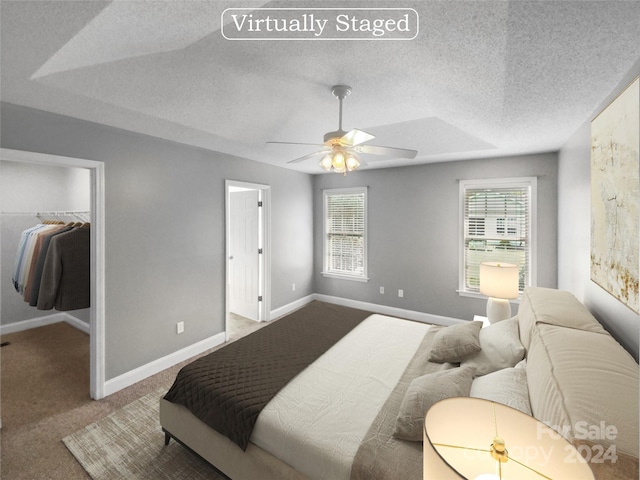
[0,160,93,411]
[1,160,92,330]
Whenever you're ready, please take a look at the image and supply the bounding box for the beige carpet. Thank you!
[63,389,223,480]
[1,322,91,430]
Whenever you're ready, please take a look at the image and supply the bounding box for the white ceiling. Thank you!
[2,1,639,173]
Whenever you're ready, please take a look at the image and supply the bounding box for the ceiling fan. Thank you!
[267,85,418,174]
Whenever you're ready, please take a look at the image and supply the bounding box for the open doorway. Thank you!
[225,180,270,340]
[0,148,105,400]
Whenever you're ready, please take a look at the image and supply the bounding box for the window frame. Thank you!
[458,177,537,298]
[322,187,369,282]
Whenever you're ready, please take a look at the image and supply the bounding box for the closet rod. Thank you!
[1,211,91,221]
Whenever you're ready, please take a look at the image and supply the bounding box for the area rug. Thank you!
[63,389,223,479]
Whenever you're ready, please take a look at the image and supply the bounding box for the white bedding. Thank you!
[250,314,432,480]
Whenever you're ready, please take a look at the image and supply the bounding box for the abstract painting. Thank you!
[591,77,639,313]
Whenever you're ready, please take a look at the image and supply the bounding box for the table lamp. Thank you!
[423,397,595,479]
[479,262,519,323]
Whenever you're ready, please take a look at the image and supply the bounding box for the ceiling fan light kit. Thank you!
[319,146,361,174]
[268,84,417,174]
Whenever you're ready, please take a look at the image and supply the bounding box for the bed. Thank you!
[160,289,639,479]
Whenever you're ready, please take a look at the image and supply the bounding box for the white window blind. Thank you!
[460,178,536,294]
[323,188,367,280]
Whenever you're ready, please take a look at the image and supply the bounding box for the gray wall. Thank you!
[558,59,640,360]
[0,102,314,379]
[0,160,91,326]
[313,153,559,321]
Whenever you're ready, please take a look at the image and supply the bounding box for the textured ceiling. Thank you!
[1,0,639,173]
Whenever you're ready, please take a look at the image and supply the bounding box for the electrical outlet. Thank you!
[292,283,296,291]
[177,321,184,334]
[380,286,385,294]
[398,289,404,298]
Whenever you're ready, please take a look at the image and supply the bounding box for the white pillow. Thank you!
[470,361,532,415]
[462,317,525,376]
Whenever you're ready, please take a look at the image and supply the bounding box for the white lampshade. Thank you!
[424,397,595,480]
[479,262,519,299]
[479,262,519,323]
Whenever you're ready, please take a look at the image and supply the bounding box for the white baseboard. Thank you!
[312,294,464,327]
[269,294,316,320]
[0,312,89,335]
[64,313,90,334]
[103,332,225,397]
[269,293,464,327]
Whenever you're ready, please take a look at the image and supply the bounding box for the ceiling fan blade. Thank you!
[340,129,375,146]
[286,150,329,164]
[267,141,324,147]
[355,144,418,159]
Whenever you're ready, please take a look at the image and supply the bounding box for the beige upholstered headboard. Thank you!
[518,287,639,459]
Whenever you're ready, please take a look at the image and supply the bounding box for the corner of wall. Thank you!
[557,61,640,362]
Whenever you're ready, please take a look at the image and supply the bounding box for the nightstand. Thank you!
[473,315,490,328]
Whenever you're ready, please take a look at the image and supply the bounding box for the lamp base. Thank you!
[486,298,511,324]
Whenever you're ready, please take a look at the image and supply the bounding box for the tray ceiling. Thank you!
[1,1,639,173]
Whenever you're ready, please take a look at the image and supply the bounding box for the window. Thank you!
[459,178,536,296]
[323,187,368,281]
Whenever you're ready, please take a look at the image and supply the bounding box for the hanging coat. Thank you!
[28,225,74,306]
[37,227,90,311]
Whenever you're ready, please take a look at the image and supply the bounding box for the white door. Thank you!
[229,190,260,321]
